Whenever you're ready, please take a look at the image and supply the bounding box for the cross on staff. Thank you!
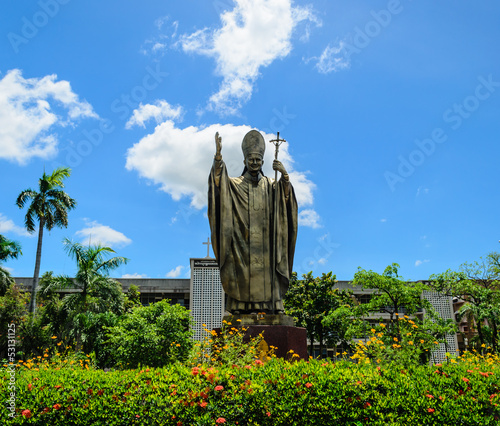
[269,132,286,315]
[202,237,211,258]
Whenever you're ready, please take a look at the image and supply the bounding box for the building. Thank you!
[189,258,224,341]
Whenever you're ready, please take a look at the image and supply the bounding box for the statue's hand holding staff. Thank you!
[273,160,287,176]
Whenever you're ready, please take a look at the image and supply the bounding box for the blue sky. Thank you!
[1,0,499,282]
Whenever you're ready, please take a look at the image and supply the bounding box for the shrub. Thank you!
[105,300,193,368]
[2,352,499,425]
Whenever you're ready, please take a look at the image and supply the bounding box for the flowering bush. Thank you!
[2,352,499,425]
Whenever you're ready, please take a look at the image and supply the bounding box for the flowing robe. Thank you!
[208,158,298,312]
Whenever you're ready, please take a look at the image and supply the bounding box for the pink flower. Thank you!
[254,359,263,366]
[28,383,32,391]
[22,409,31,418]
[266,412,271,417]
[216,418,226,424]
[305,382,313,388]
[428,408,435,413]
[200,401,208,408]
[215,385,224,391]
[192,367,199,376]
[426,394,434,399]
[462,377,470,383]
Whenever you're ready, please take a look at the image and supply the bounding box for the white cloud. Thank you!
[415,259,430,267]
[179,0,320,114]
[166,265,184,278]
[75,220,132,248]
[0,213,32,237]
[126,120,316,211]
[0,69,97,165]
[298,209,321,229]
[121,273,148,278]
[380,218,387,223]
[126,100,183,129]
[313,42,351,74]
[2,266,14,274]
[318,257,327,265]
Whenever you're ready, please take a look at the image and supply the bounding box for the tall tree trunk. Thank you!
[29,220,44,317]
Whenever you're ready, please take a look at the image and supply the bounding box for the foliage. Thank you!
[0,234,22,262]
[0,284,29,358]
[70,311,119,368]
[430,252,500,353]
[188,319,265,367]
[16,167,77,315]
[2,353,500,425]
[105,300,193,368]
[123,284,142,313]
[40,239,127,316]
[285,271,351,356]
[0,234,22,296]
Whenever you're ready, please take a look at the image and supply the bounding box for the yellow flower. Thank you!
[380,323,386,328]
[434,341,439,345]
[51,336,57,339]
[420,339,425,344]
[176,343,181,347]
[408,341,413,345]
[393,337,398,342]
[371,328,376,333]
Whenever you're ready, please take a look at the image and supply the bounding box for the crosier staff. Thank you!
[270,132,286,315]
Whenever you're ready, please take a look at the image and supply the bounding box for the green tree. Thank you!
[0,234,22,296]
[40,238,128,315]
[284,271,348,357]
[430,253,500,352]
[0,284,29,358]
[352,264,431,340]
[124,284,142,312]
[16,168,76,315]
[106,299,193,368]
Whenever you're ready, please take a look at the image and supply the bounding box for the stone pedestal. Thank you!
[220,314,308,360]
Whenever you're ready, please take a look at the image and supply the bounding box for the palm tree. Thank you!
[40,238,128,315]
[16,168,76,315]
[0,234,22,296]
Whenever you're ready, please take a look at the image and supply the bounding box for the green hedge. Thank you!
[2,356,499,425]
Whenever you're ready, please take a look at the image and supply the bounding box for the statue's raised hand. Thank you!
[215,132,222,158]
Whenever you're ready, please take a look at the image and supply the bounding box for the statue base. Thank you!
[224,313,295,327]
[220,314,308,360]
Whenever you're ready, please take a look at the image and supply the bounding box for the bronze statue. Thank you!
[208,130,298,314]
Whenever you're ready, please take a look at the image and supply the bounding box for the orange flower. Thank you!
[53,404,61,410]
[22,409,31,418]
[199,401,208,408]
[305,382,313,388]
[427,408,435,413]
[215,385,224,391]
[216,418,226,424]
[462,377,470,383]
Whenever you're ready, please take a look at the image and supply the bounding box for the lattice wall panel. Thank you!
[190,259,224,341]
[423,290,458,364]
